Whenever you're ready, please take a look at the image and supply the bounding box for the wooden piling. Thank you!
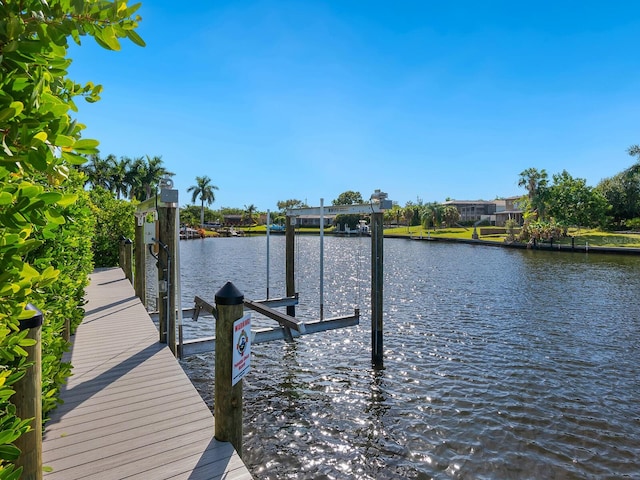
[118,238,133,283]
[214,282,245,457]
[13,305,43,480]
[123,238,133,283]
[371,211,384,368]
[134,219,146,306]
[157,205,177,355]
[285,215,296,317]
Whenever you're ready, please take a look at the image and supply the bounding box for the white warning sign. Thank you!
[232,314,251,386]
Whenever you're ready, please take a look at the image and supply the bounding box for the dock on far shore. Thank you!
[42,267,252,480]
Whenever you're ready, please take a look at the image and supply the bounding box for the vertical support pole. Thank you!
[319,198,324,321]
[214,282,245,457]
[371,211,384,368]
[122,238,133,283]
[134,217,146,306]
[13,305,43,480]
[158,205,178,355]
[118,240,126,274]
[157,207,168,344]
[285,215,296,317]
[266,210,270,300]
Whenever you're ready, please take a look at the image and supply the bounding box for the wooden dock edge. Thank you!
[41,267,253,480]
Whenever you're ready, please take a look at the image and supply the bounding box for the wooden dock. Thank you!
[42,267,252,480]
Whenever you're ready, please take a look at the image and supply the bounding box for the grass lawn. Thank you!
[384,226,640,248]
[207,225,640,248]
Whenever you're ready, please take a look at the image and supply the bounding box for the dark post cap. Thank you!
[19,304,43,331]
[215,282,244,305]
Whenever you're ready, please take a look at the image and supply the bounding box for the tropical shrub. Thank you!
[518,219,565,244]
[0,1,143,476]
[89,187,136,268]
[25,170,95,417]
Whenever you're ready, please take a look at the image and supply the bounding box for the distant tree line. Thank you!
[516,145,640,241]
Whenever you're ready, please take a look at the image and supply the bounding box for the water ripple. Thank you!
[174,237,640,479]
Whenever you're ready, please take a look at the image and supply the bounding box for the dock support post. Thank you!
[13,304,43,480]
[284,216,296,341]
[134,217,146,306]
[371,211,384,368]
[119,237,133,284]
[214,282,245,457]
[157,205,177,355]
[285,215,296,317]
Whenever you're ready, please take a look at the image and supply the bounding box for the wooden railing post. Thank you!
[119,237,133,283]
[123,238,133,283]
[214,282,245,457]
[13,304,43,480]
[134,219,146,306]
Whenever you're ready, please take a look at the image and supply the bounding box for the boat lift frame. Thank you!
[165,190,390,367]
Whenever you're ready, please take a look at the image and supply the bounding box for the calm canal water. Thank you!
[167,236,639,479]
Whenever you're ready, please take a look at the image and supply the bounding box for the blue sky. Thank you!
[68,1,640,211]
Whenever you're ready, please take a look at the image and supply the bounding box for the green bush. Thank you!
[89,187,136,268]
[25,171,95,417]
[0,1,143,476]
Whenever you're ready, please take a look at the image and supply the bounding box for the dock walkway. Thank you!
[42,267,252,480]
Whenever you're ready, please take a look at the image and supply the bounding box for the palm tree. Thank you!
[243,204,257,226]
[403,206,414,232]
[110,156,131,199]
[187,176,219,228]
[81,154,114,190]
[126,157,146,200]
[142,155,174,200]
[518,167,549,220]
[127,156,174,201]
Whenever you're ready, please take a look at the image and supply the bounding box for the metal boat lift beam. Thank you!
[189,294,299,321]
[181,310,360,357]
[244,299,306,333]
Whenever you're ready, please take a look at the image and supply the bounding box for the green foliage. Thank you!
[518,168,549,219]
[89,187,135,267]
[442,205,460,227]
[335,213,361,230]
[0,1,143,473]
[25,171,94,416]
[546,170,610,228]
[332,190,363,205]
[421,202,444,229]
[219,206,244,215]
[276,199,307,213]
[504,218,519,242]
[624,217,640,230]
[518,219,565,243]
[597,169,640,228]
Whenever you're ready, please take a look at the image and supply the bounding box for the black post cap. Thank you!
[215,282,244,305]
[19,304,43,331]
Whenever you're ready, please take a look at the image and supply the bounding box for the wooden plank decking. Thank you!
[42,267,252,480]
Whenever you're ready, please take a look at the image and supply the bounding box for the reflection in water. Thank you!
[174,237,640,479]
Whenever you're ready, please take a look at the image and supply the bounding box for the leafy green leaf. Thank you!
[61,151,88,165]
[39,192,63,205]
[0,192,13,205]
[73,138,99,154]
[0,107,17,123]
[0,444,22,461]
[126,29,146,47]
